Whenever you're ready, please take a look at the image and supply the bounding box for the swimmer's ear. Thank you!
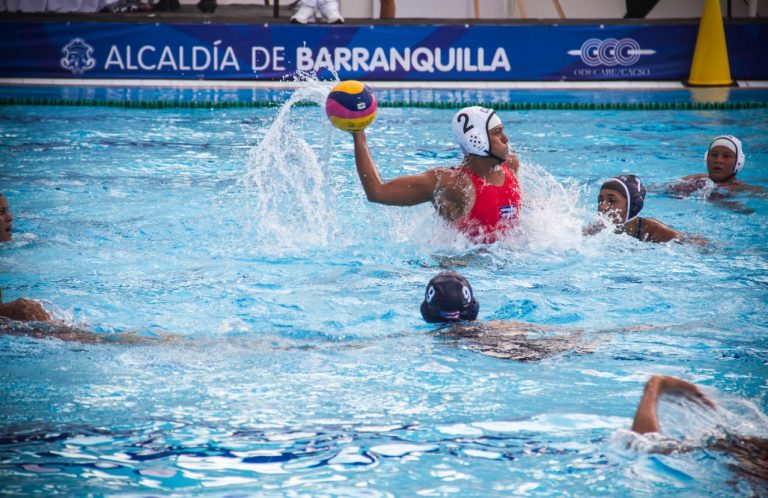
[420,300,439,323]
[460,298,479,321]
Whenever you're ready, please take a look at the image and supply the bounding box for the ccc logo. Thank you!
[568,38,655,67]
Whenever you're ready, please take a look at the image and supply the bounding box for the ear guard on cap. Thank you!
[704,135,745,174]
[451,106,501,157]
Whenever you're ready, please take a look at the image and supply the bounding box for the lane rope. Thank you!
[0,96,766,110]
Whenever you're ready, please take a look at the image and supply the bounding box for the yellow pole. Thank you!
[687,0,733,86]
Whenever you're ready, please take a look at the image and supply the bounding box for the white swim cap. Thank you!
[451,106,502,157]
[705,135,745,174]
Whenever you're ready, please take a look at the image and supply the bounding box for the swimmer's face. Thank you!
[0,195,12,242]
[488,124,509,158]
[706,146,737,182]
[597,188,627,224]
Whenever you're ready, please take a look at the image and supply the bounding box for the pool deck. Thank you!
[0,4,739,25]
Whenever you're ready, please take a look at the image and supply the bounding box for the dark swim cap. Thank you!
[601,174,646,223]
[420,271,480,323]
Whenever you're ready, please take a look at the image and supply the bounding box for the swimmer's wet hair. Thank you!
[420,271,480,323]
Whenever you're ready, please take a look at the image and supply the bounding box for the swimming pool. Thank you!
[1,83,767,496]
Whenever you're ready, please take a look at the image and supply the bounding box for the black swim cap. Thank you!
[420,271,480,323]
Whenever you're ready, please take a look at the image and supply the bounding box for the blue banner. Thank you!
[0,21,766,81]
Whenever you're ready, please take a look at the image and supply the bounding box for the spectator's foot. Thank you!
[290,5,317,23]
[152,0,180,11]
[197,0,216,13]
[318,0,344,23]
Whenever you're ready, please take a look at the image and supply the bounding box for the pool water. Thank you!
[1,84,767,496]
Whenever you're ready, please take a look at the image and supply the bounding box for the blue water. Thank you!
[1,85,767,496]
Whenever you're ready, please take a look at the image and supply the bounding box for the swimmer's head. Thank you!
[451,106,502,158]
[420,271,479,323]
[705,135,744,182]
[598,175,646,224]
[0,194,12,243]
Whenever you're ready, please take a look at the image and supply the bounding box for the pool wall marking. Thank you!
[1,21,767,82]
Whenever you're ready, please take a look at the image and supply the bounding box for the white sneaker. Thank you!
[290,2,317,23]
[317,0,344,23]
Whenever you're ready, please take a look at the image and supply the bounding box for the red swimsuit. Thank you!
[453,163,522,243]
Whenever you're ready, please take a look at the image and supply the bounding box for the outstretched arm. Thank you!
[645,220,684,243]
[352,131,438,206]
[632,375,715,434]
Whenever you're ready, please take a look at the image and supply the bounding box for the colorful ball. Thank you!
[325,80,378,132]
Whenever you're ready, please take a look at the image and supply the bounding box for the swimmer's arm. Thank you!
[644,219,684,244]
[632,375,715,434]
[667,175,709,195]
[582,221,606,236]
[0,317,105,344]
[632,376,664,434]
[740,183,768,195]
[680,174,707,181]
[651,222,709,246]
[352,131,437,206]
[680,233,710,246]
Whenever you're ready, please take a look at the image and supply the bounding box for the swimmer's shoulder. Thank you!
[433,166,474,192]
[641,218,683,243]
[643,218,709,245]
[0,298,53,322]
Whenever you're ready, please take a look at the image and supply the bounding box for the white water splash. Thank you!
[240,77,338,254]
[613,386,768,445]
[657,390,768,442]
[381,158,598,259]
[512,160,590,253]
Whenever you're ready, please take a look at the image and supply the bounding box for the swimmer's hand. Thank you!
[651,375,716,408]
[632,375,715,434]
[582,221,606,236]
[668,177,711,197]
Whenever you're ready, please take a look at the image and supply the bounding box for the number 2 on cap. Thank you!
[457,113,474,133]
